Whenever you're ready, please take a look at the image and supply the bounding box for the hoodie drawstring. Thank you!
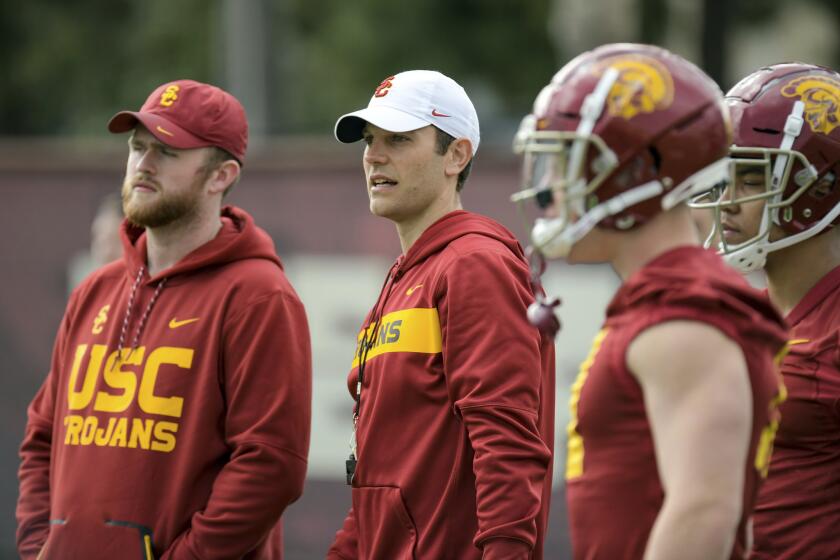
[355,261,399,407]
[118,266,168,356]
[347,261,400,485]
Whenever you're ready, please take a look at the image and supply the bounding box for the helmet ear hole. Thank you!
[613,154,658,189]
[649,146,662,171]
[810,171,836,200]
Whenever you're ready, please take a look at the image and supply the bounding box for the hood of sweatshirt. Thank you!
[116,205,282,350]
[357,210,529,375]
[395,210,525,277]
[120,205,282,285]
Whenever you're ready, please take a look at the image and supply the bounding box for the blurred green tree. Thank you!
[6,0,836,137]
[0,0,219,135]
[273,0,557,133]
[1,0,556,136]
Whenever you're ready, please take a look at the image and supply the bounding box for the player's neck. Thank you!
[610,206,700,281]
[395,192,462,254]
[765,229,840,316]
[145,207,223,277]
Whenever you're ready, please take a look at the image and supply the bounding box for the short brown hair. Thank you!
[201,147,240,197]
[434,128,473,192]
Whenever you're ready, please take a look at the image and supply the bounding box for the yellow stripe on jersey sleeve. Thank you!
[566,328,609,480]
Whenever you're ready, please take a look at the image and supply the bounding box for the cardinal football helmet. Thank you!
[690,63,840,272]
[512,43,731,258]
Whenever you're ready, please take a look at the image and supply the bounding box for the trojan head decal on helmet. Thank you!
[511,43,731,259]
[690,63,840,272]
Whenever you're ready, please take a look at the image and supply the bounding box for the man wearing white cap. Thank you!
[327,70,555,560]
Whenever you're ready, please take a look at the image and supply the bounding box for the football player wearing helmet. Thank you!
[691,62,840,560]
[512,43,788,560]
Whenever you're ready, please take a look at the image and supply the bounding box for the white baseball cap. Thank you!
[334,70,480,156]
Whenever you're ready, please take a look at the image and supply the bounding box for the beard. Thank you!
[121,171,207,228]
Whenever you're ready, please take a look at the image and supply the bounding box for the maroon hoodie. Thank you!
[327,210,555,560]
[17,206,312,560]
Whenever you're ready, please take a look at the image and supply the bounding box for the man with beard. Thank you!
[16,80,312,560]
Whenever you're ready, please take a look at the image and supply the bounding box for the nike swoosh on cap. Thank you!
[431,109,450,117]
[156,125,175,137]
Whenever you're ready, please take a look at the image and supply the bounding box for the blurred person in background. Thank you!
[16,79,312,560]
[326,70,555,560]
[691,62,840,560]
[90,193,125,268]
[67,193,125,291]
[511,43,788,560]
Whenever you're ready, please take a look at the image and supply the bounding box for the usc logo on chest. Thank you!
[62,343,194,453]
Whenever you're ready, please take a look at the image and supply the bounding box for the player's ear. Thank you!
[444,138,471,179]
[206,160,240,196]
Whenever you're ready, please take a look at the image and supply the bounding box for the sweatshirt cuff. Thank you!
[481,537,531,560]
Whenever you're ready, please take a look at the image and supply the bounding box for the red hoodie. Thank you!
[327,210,555,560]
[17,206,312,560]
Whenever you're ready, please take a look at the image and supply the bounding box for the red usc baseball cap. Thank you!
[107,79,248,164]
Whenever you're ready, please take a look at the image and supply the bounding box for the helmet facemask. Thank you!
[512,68,624,259]
[511,122,620,259]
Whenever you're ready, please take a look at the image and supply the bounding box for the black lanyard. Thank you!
[346,264,398,485]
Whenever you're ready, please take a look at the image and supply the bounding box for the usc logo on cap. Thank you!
[595,55,674,120]
[781,75,840,135]
[374,76,396,98]
[159,84,180,107]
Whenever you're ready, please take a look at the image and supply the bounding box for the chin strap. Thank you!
[770,101,805,226]
[532,178,666,258]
